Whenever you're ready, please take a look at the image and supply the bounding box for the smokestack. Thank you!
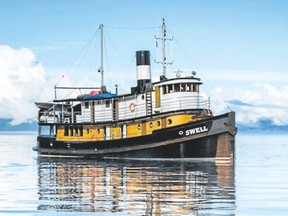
[136,50,151,93]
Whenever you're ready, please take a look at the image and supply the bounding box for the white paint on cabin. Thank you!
[74,78,209,123]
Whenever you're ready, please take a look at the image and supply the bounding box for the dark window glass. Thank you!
[85,102,89,109]
[64,126,69,136]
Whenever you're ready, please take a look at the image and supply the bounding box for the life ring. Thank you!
[129,103,136,112]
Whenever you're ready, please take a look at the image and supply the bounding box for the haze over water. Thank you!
[0,131,287,215]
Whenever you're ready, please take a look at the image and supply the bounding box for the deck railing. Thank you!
[38,95,210,124]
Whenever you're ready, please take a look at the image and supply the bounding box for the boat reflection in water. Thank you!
[37,158,236,215]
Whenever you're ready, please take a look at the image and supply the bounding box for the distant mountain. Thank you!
[0,119,37,131]
[237,119,288,133]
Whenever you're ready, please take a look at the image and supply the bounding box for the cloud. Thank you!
[225,99,254,107]
[31,41,84,51]
[205,77,288,126]
[200,69,288,83]
[1,47,287,129]
[0,45,52,125]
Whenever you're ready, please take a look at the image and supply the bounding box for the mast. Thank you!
[156,18,173,78]
[99,24,104,88]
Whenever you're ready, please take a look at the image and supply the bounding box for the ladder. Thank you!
[146,91,152,115]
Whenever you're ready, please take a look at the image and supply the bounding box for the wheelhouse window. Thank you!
[193,84,199,92]
[186,83,192,92]
[168,84,173,93]
[163,85,167,94]
[174,84,180,92]
[161,82,200,95]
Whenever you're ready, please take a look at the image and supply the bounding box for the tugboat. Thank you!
[34,19,237,160]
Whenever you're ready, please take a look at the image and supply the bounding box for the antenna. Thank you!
[98,24,104,88]
[155,18,173,78]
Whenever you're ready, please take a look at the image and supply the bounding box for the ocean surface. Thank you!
[0,131,287,216]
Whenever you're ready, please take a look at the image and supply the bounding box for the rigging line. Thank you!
[103,30,110,83]
[63,88,77,99]
[56,29,101,99]
[171,37,200,70]
[88,34,99,76]
[105,28,132,73]
[62,28,101,79]
[105,25,160,30]
[166,28,233,112]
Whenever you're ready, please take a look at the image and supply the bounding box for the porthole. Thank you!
[167,119,172,125]
[97,128,100,134]
[149,122,153,128]
[157,121,161,126]
[138,124,141,130]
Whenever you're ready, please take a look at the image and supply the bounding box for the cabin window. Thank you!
[85,102,89,109]
[75,126,78,136]
[64,126,69,136]
[105,100,110,108]
[70,126,74,136]
[39,125,55,136]
[74,126,83,137]
[79,126,83,136]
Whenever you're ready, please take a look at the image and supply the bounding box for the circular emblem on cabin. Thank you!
[179,130,183,136]
[129,103,136,112]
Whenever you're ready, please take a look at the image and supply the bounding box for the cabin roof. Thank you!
[153,76,202,86]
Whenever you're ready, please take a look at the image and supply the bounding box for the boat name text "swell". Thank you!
[179,126,209,136]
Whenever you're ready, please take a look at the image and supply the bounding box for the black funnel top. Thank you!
[136,50,150,66]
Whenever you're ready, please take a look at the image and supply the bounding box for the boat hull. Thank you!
[34,112,236,160]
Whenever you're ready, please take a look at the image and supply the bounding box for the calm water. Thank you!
[0,132,287,216]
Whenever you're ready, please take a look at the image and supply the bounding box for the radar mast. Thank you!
[155,18,173,78]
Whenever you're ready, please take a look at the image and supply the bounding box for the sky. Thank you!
[0,0,288,126]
